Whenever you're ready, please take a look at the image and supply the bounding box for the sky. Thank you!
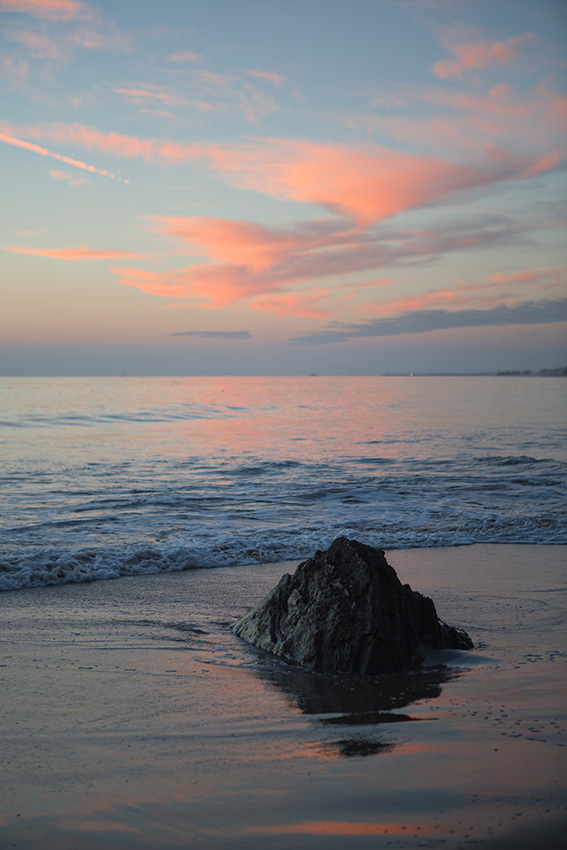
[0,0,566,375]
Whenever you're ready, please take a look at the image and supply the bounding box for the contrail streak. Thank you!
[0,131,129,183]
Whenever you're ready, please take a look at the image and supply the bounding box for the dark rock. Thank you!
[233,537,473,674]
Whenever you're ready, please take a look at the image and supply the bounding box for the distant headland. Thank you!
[381,366,567,377]
[496,367,567,377]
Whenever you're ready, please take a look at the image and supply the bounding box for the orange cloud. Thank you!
[4,245,148,261]
[0,129,128,181]
[434,33,535,79]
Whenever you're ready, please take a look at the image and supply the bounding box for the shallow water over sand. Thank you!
[1,544,565,849]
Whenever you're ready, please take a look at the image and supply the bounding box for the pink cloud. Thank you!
[146,216,333,273]
[110,264,277,307]
[114,87,171,100]
[200,139,562,226]
[112,259,338,316]
[31,122,201,164]
[4,245,148,261]
[0,54,29,83]
[187,69,279,121]
[3,9,129,65]
[361,289,459,316]
[157,63,282,122]
[6,28,64,59]
[0,0,86,18]
[484,271,545,286]
[112,209,561,315]
[237,84,278,123]
[433,33,536,79]
[48,167,87,186]
[360,267,565,316]
[251,294,332,319]
[167,51,203,63]
[141,216,402,310]
[112,86,182,110]
[368,81,566,159]
[243,69,284,86]
[192,69,237,88]
[49,167,70,179]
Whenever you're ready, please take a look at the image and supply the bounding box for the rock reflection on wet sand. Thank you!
[251,652,461,757]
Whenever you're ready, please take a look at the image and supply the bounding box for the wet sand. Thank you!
[1,544,566,849]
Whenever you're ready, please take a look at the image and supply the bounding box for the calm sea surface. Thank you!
[1,376,565,591]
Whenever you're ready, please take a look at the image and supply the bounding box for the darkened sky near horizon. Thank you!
[1,0,566,375]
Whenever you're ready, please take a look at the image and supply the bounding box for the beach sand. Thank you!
[1,544,566,849]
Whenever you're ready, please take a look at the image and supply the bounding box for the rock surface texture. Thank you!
[233,537,473,674]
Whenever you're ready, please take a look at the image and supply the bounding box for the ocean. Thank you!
[1,375,565,592]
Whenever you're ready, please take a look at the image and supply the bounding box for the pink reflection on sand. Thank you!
[245,819,438,836]
[56,817,139,834]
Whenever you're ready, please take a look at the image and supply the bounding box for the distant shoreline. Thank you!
[1,369,566,378]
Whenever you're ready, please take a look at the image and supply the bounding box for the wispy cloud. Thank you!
[111,83,215,116]
[167,50,203,63]
[4,24,128,62]
[112,85,178,107]
[433,32,536,79]
[49,167,88,186]
[243,69,284,86]
[290,299,567,345]
[5,121,201,164]
[0,128,129,181]
[4,245,147,260]
[356,267,565,316]
[251,293,333,319]
[170,330,252,339]
[0,0,87,19]
[11,228,46,237]
[48,167,70,178]
[367,80,566,156]
[1,1,129,72]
